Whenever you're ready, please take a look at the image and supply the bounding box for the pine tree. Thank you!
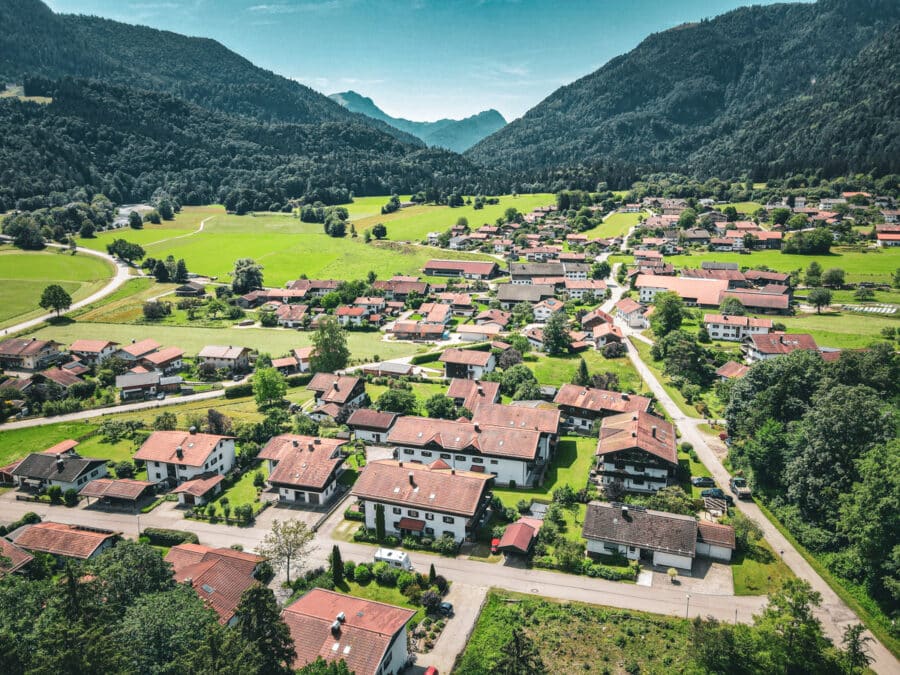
[573,357,590,386]
[375,503,386,543]
[234,585,296,675]
[329,545,344,585]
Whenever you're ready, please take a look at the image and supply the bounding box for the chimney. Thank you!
[451,468,455,475]
[56,455,65,472]
[330,620,341,636]
[408,472,415,486]
[398,461,403,467]
[333,382,339,390]
[292,440,299,448]
[189,426,197,435]
[651,426,657,438]
[314,438,321,444]
[336,612,346,623]
[308,444,314,452]
[176,446,184,460]
[473,422,480,432]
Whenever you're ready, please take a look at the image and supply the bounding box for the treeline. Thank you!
[1,195,115,248]
[724,346,899,616]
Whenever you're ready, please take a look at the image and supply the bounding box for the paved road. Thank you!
[3,243,134,337]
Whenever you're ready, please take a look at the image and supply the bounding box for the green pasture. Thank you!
[716,201,764,215]
[774,311,897,349]
[580,211,644,239]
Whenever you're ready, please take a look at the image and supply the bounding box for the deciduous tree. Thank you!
[258,519,314,584]
[234,584,296,675]
[39,284,72,316]
[310,316,350,373]
[253,367,287,408]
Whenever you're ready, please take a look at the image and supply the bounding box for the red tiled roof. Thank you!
[171,473,225,497]
[307,374,363,404]
[41,439,79,455]
[721,290,790,310]
[119,339,160,357]
[635,275,729,306]
[14,522,118,559]
[134,430,232,467]
[747,333,818,355]
[272,356,299,369]
[352,459,492,517]
[447,378,500,412]
[40,367,82,388]
[703,314,773,329]
[498,519,540,554]
[0,538,33,575]
[388,416,541,461]
[596,412,677,466]
[423,259,498,276]
[259,434,345,490]
[293,346,316,361]
[439,348,491,366]
[616,298,642,314]
[715,361,749,379]
[471,402,560,435]
[70,339,118,353]
[554,384,651,415]
[282,588,415,675]
[0,337,60,357]
[346,409,398,432]
[698,521,736,549]
[79,478,154,500]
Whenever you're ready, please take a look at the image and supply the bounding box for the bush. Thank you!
[373,561,400,587]
[46,485,62,504]
[353,527,378,543]
[403,584,422,605]
[233,503,253,524]
[285,373,314,387]
[516,499,532,514]
[225,383,254,399]
[143,527,199,546]
[354,563,373,584]
[433,575,449,595]
[344,560,356,578]
[421,590,442,612]
[63,488,78,507]
[344,507,365,521]
[397,571,417,592]
[432,534,459,556]
[0,512,40,537]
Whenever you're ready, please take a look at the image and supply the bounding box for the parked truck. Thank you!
[729,476,752,500]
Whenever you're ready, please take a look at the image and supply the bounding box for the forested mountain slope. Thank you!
[467,0,900,178]
[330,90,506,152]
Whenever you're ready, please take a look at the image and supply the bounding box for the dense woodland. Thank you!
[467,0,900,180]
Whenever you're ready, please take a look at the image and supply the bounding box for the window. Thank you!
[392,507,401,514]
[471,457,483,464]
[440,453,451,460]
[489,459,498,465]
[455,455,466,461]
[421,451,432,458]
[425,513,434,521]
[156,473,162,480]
[408,510,419,518]
[425,527,434,535]
[403,448,414,455]
[443,530,454,538]
[443,516,454,524]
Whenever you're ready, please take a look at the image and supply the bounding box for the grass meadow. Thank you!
[580,210,645,239]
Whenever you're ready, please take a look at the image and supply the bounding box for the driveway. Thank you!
[421,583,488,673]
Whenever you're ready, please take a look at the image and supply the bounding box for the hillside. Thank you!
[467,0,900,178]
[0,0,420,144]
[331,90,506,152]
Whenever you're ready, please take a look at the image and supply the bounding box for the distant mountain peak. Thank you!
[329,90,506,153]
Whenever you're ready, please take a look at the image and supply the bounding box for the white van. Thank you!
[374,548,413,570]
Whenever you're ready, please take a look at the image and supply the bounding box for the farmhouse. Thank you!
[595,411,677,494]
[258,434,346,506]
[135,430,236,485]
[533,297,566,322]
[423,259,499,280]
[721,289,791,314]
[142,346,185,373]
[69,339,119,366]
[496,283,555,308]
[592,323,624,348]
[116,339,160,362]
[438,348,495,380]
[10,522,119,562]
[373,278,428,300]
[307,373,366,420]
[165,544,266,625]
[12,445,109,492]
[197,345,251,372]
[282,588,415,675]
[744,333,819,363]
[276,303,308,327]
[554,384,652,433]
[352,459,492,542]
[474,308,511,328]
[581,308,614,330]
[582,502,697,570]
[743,270,791,286]
[390,321,445,341]
[703,314,773,341]
[615,298,647,328]
[347,409,398,444]
[0,337,62,371]
[635,275,728,307]
[447,378,500,412]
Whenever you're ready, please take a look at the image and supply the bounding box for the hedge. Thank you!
[286,373,313,387]
[224,383,254,399]
[344,508,365,521]
[0,511,41,537]
[143,527,199,546]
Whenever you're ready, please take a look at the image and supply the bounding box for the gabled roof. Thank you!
[697,521,736,549]
[346,409,398,432]
[79,478,154,500]
[259,434,345,490]
[423,259,498,276]
[703,314,773,328]
[596,412,677,466]
[134,430,232,467]
[635,275,729,306]
[119,339,160,358]
[12,522,118,559]
[388,416,541,460]
[198,345,250,360]
[582,502,697,557]
[554,384,651,415]
[142,346,184,365]
[70,339,118,353]
[0,538,33,575]
[497,517,542,554]
[721,290,790,310]
[282,588,416,675]
[12,452,106,483]
[615,298,643,314]
[39,367,83,388]
[747,333,818,355]
[716,361,749,379]
[497,283,555,303]
[171,473,225,497]
[447,378,500,412]
[0,337,60,357]
[471,402,560,435]
[352,459,492,517]
[439,348,491,367]
[307,374,363,404]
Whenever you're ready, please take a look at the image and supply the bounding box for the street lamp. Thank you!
[685,594,691,619]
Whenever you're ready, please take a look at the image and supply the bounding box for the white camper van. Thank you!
[374,548,413,570]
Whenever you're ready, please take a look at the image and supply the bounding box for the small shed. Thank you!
[497,516,543,555]
[171,473,225,506]
[79,478,156,511]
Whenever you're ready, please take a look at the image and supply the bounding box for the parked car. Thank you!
[490,538,500,555]
[691,476,715,487]
[438,602,454,616]
[730,476,752,499]
[700,487,735,506]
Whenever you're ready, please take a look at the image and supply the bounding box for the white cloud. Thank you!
[248,1,351,13]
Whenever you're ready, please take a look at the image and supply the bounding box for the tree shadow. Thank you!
[47,316,74,326]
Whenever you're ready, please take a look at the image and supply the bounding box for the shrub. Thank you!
[143,527,199,546]
[0,512,40,537]
[224,383,254,399]
[403,584,422,605]
[63,488,78,507]
[397,571,416,592]
[421,590,442,612]
[354,563,373,584]
[432,534,459,556]
[233,503,253,524]
[516,499,531,514]
[46,485,62,504]
[353,527,378,543]
[344,507,365,521]
[433,575,449,595]
[343,560,356,578]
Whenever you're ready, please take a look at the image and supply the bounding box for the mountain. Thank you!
[330,90,506,152]
[467,0,900,178]
[0,0,420,144]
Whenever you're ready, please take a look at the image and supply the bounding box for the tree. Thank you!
[89,540,175,609]
[719,295,746,316]
[174,258,189,283]
[807,287,832,313]
[841,624,874,673]
[804,261,822,287]
[650,291,684,337]
[107,238,145,263]
[572,357,590,386]
[39,284,72,317]
[727,511,764,552]
[677,208,697,228]
[152,259,170,282]
[257,519,314,584]
[591,261,611,279]
[771,207,792,226]
[376,388,418,415]
[542,311,570,356]
[499,364,537,396]
[253,367,287,408]
[128,210,143,229]
[206,408,233,435]
[329,545,344,585]
[821,268,845,288]
[495,626,546,675]
[853,286,874,301]
[646,485,696,516]
[231,258,264,294]
[310,316,350,373]
[424,393,458,420]
[510,301,534,325]
[114,460,135,479]
[372,223,387,239]
[374,503,386,543]
[297,658,353,674]
[234,584,295,675]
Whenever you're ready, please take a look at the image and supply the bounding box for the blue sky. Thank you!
[44,0,786,121]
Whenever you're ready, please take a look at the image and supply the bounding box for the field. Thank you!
[0,247,115,328]
[455,590,703,674]
[527,351,644,392]
[716,201,764,215]
[731,538,794,596]
[26,321,422,363]
[775,310,898,349]
[580,211,644,239]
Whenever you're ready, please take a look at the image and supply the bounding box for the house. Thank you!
[307,374,367,422]
[79,478,156,509]
[390,321,445,341]
[354,296,387,316]
[595,412,677,494]
[581,308,614,331]
[554,384,652,433]
[438,348,495,380]
[142,346,184,373]
[165,544,266,625]
[703,314,773,341]
[720,289,790,314]
[423,259,499,280]
[285,278,341,296]
[877,232,900,247]
[497,516,543,555]
[276,303,308,327]
[272,355,301,374]
[592,323,624,348]
[682,268,747,289]
[360,361,414,378]
[471,402,560,464]
[335,305,367,327]
[743,270,791,286]
[615,298,647,328]
[437,293,476,316]
[496,283,555,308]
[475,309,511,328]
[69,339,119,366]
[533,297,566,322]
[197,345,251,372]
[456,324,502,342]
[715,361,749,380]
[259,434,346,506]
[744,333,818,363]
[447,378,500,412]
[175,281,206,297]
[115,370,183,400]
[353,459,493,542]
[373,278,428,301]
[39,367,84,391]
[12,445,108,492]
[564,278,607,300]
[293,346,315,372]
[135,430,236,485]
[171,473,225,506]
[10,522,119,561]
[752,231,784,249]
[582,502,697,570]
[0,337,62,371]
[696,521,737,561]
[509,262,588,284]
[635,275,728,307]
[681,228,711,245]
[282,588,415,675]
[117,339,160,362]
[347,409,398,444]
[0,538,33,576]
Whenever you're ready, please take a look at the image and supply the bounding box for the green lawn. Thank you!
[492,436,595,507]
[716,202,764,216]
[678,447,713,498]
[731,539,795,596]
[830,288,900,305]
[335,579,425,624]
[774,311,898,349]
[366,381,449,412]
[630,338,702,418]
[26,321,420,363]
[218,462,268,511]
[0,421,100,466]
[528,350,644,392]
[0,247,115,328]
[580,210,645,239]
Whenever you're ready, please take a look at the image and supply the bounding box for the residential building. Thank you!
[12,446,108,492]
[197,345,251,372]
[165,544,266,625]
[142,346,185,373]
[0,538,33,576]
[353,459,492,542]
[0,337,62,371]
[471,402,561,465]
[564,278,607,300]
[69,339,119,366]
[347,409,399,444]
[743,333,818,363]
[282,588,415,675]
[116,339,161,362]
[592,323,624,348]
[10,522,119,561]
[496,283,555,308]
[171,474,225,506]
[581,308,614,331]
[438,348,495,380]
[115,370,182,400]
[259,434,346,505]
[615,298,647,328]
[437,293,476,316]
[135,430,236,485]
[390,321,445,341]
[703,314,773,341]
[276,303,308,327]
[595,411,677,494]
[635,275,728,307]
[715,361,749,380]
[422,259,499,280]
[373,278,428,300]
[509,262,588,284]
[474,308,511,328]
[335,305,367,327]
[533,297,566,322]
[307,373,367,422]
[446,378,500,412]
[554,384,652,433]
